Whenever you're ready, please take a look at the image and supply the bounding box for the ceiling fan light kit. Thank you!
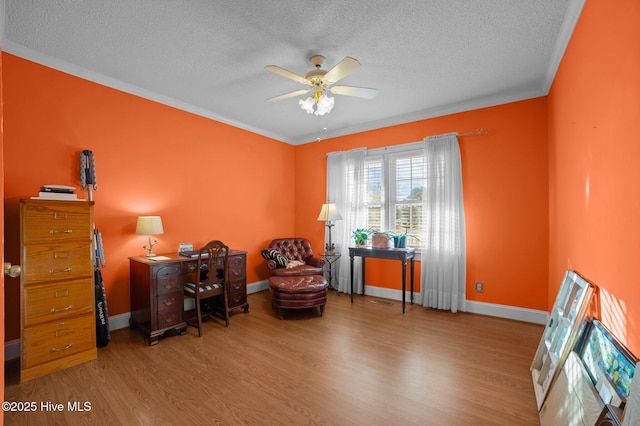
[265,54,377,116]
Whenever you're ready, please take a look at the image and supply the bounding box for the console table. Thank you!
[348,247,416,313]
[129,250,248,345]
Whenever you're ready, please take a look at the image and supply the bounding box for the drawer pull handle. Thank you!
[163,283,173,289]
[50,305,73,313]
[49,229,73,234]
[164,298,175,306]
[51,343,74,353]
[55,328,70,337]
[53,212,69,220]
[54,251,69,259]
[54,289,70,298]
[50,267,73,274]
[233,283,241,290]
[164,316,175,323]
[233,296,241,303]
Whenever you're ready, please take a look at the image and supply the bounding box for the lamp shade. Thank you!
[317,203,342,222]
[136,216,164,235]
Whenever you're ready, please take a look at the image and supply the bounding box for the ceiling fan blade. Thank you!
[330,85,378,99]
[266,89,311,102]
[323,57,361,84]
[264,65,309,85]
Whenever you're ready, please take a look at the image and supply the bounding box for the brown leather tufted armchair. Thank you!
[266,238,325,277]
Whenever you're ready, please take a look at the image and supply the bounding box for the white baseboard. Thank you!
[249,280,269,294]
[5,280,546,360]
[362,284,549,324]
[464,300,549,324]
[107,312,131,332]
[5,339,20,361]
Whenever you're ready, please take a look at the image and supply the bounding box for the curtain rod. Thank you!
[326,128,488,157]
[457,128,487,137]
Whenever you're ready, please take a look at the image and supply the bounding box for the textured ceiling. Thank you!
[3,0,584,145]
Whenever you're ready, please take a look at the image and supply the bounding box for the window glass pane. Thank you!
[390,152,424,247]
[367,207,381,231]
[363,148,425,248]
[364,158,383,230]
[395,156,424,202]
[395,204,422,246]
[365,161,382,204]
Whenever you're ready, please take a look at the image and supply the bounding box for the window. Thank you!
[363,146,424,247]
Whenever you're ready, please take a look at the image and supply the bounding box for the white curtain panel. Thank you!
[420,133,467,312]
[326,148,366,294]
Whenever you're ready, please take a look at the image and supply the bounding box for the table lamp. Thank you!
[136,216,164,257]
[317,203,342,255]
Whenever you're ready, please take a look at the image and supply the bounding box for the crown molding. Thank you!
[2,41,296,145]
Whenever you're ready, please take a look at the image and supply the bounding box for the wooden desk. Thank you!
[129,250,248,345]
[349,247,416,313]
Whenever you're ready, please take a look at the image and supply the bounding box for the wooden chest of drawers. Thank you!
[129,250,248,344]
[20,199,97,382]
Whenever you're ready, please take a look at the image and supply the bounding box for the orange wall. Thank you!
[548,0,640,355]
[2,54,297,341]
[295,99,549,309]
[3,57,550,342]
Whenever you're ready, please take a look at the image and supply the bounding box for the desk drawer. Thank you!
[22,314,95,369]
[156,293,182,329]
[154,264,182,295]
[229,290,247,309]
[157,293,181,316]
[23,278,94,327]
[228,256,246,279]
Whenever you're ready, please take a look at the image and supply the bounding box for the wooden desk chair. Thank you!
[183,240,230,336]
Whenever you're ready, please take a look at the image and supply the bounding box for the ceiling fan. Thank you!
[265,55,377,115]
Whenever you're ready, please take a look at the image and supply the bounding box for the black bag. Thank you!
[94,268,111,347]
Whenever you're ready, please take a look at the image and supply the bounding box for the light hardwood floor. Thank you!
[5,290,543,425]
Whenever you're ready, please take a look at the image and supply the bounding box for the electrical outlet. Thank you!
[475,281,484,292]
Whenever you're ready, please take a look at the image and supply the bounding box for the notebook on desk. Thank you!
[178,250,208,258]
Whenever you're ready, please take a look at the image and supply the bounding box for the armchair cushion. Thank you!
[261,248,289,268]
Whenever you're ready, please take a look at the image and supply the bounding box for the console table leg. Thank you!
[361,257,366,296]
[350,255,354,303]
[401,260,407,313]
[410,259,415,305]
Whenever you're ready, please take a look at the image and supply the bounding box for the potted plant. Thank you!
[352,228,371,247]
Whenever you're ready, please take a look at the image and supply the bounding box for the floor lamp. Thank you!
[317,203,342,255]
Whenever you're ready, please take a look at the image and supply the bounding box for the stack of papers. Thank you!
[34,185,81,200]
[179,250,208,258]
[38,185,78,200]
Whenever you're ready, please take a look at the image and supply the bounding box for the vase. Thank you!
[393,235,406,248]
[372,232,393,249]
